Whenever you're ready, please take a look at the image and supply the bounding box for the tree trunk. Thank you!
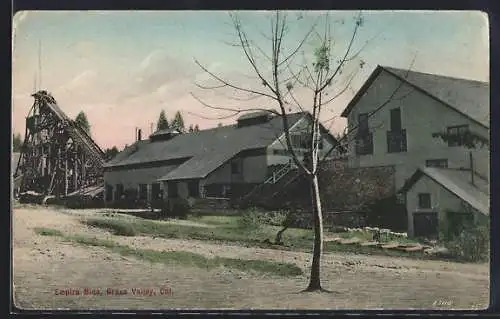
[275,224,289,245]
[305,173,324,291]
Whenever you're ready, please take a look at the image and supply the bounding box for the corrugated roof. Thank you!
[403,167,489,216]
[341,66,490,128]
[383,67,489,128]
[105,112,306,169]
[237,110,273,121]
[158,148,240,181]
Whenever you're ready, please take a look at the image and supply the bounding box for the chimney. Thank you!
[138,129,142,141]
[469,151,475,186]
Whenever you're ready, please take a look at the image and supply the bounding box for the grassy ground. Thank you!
[33,227,303,277]
[80,214,429,260]
[14,207,490,309]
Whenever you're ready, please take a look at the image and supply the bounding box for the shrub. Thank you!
[237,207,264,230]
[168,198,191,219]
[444,223,489,262]
[439,207,489,262]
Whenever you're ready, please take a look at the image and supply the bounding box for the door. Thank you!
[413,212,439,238]
[151,183,162,208]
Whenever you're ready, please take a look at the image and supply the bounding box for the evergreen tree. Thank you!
[12,133,22,152]
[104,146,119,160]
[171,111,185,132]
[156,110,170,131]
[75,111,91,135]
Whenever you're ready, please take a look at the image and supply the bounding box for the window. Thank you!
[231,158,242,174]
[446,125,470,147]
[355,133,373,155]
[151,183,162,200]
[396,193,406,204]
[290,134,312,149]
[138,184,148,200]
[115,184,124,200]
[318,139,324,150]
[390,108,402,131]
[418,193,431,209]
[188,180,200,198]
[387,129,407,153]
[358,113,369,135]
[167,181,178,198]
[426,159,448,168]
[105,184,113,201]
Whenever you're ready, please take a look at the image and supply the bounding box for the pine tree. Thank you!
[13,133,22,152]
[156,110,169,131]
[75,111,91,135]
[171,111,185,132]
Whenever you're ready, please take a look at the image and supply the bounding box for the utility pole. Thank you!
[38,39,42,90]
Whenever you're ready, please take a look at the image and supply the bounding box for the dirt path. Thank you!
[13,206,490,310]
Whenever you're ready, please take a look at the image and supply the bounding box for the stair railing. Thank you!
[264,161,293,184]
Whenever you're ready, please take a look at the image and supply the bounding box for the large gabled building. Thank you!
[340,65,490,237]
[103,111,343,208]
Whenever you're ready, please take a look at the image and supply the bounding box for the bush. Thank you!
[444,224,489,262]
[167,198,191,219]
[260,210,290,226]
[237,207,264,230]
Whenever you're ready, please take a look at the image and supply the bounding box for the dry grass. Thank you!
[13,206,490,310]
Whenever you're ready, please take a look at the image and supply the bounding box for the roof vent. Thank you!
[236,110,273,128]
[149,128,181,142]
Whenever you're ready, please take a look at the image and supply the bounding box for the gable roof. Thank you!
[105,112,306,169]
[340,65,490,128]
[400,166,490,216]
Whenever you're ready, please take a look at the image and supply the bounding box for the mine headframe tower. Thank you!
[14,90,106,197]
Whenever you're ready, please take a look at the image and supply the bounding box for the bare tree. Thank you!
[193,11,413,292]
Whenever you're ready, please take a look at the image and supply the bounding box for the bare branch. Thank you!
[186,110,239,121]
[231,14,278,96]
[320,55,418,163]
[191,93,280,116]
[194,59,278,101]
[277,15,319,68]
[318,12,363,93]
[318,69,358,107]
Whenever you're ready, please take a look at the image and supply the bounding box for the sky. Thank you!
[12,10,489,150]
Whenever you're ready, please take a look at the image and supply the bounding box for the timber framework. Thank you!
[14,90,105,201]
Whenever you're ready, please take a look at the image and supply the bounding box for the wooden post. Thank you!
[74,152,78,191]
[469,151,475,186]
[64,150,68,196]
[81,152,86,188]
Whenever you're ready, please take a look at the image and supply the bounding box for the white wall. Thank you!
[204,155,268,184]
[103,165,177,202]
[405,174,484,237]
[346,70,490,190]
[267,116,340,166]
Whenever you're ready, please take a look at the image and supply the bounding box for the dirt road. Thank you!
[13,206,490,310]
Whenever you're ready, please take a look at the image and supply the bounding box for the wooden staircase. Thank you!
[237,162,303,209]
